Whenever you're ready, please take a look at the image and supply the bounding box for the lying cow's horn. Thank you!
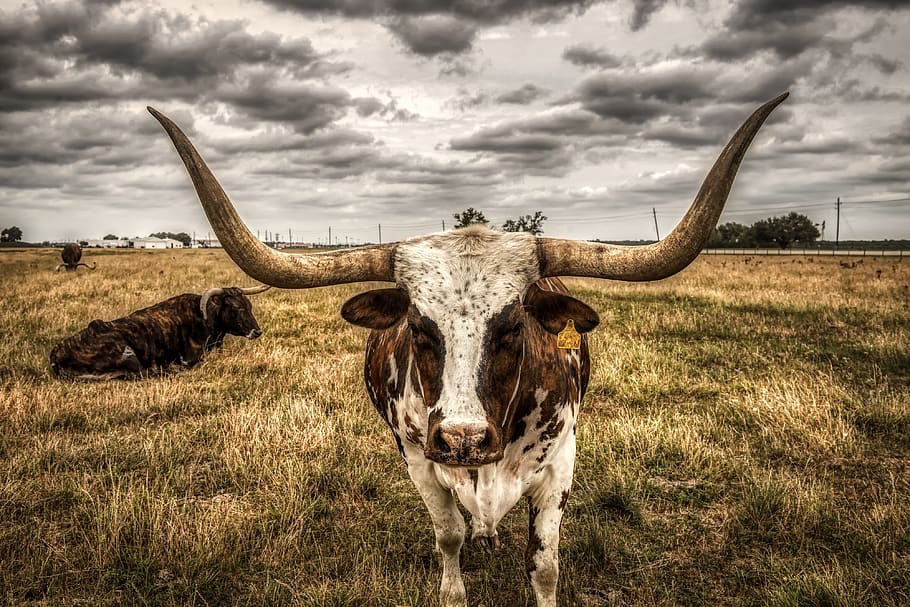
[538,92,788,281]
[239,284,271,295]
[200,287,224,320]
[148,108,395,289]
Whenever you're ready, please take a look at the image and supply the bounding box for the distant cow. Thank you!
[50,285,269,380]
[56,243,96,272]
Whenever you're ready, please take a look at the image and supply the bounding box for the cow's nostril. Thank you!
[477,430,491,450]
[434,429,452,454]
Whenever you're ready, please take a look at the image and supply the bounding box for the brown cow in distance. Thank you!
[50,285,269,380]
[56,243,96,272]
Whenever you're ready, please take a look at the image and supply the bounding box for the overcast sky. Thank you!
[1,0,908,245]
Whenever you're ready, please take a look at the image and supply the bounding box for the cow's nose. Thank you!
[426,420,502,466]
[248,328,262,339]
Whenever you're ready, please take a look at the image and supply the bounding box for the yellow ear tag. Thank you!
[557,319,581,350]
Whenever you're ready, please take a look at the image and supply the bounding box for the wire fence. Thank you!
[702,248,906,257]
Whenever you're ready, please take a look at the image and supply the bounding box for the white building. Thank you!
[130,236,184,249]
[83,239,129,248]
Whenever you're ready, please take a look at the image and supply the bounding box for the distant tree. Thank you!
[1,226,23,242]
[775,212,820,248]
[453,208,488,229]
[750,213,820,248]
[709,221,752,247]
[150,231,192,246]
[103,234,118,240]
[502,211,548,235]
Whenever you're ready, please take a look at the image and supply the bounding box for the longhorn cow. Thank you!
[148,92,787,606]
[50,285,268,380]
[56,242,96,272]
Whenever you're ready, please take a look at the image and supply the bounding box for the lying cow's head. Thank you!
[200,285,269,339]
[340,227,600,465]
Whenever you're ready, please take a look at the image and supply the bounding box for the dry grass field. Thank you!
[1,247,908,606]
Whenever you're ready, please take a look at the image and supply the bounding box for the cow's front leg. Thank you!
[526,456,575,607]
[407,460,466,607]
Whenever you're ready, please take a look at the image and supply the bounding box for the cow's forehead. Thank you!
[394,228,540,321]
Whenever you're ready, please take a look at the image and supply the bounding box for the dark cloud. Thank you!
[562,44,623,69]
[386,15,477,56]
[495,83,550,104]
[872,116,910,146]
[0,108,164,169]
[0,1,335,112]
[445,107,633,175]
[259,0,595,25]
[256,0,693,57]
[374,158,503,188]
[629,0,670,31]
[216,74,352,133]
[700,20,829,62]
[446,88,490,112]
[353,96,420,120]
[573,68,715,123]
[726,0,907,30]
[211,127,376,156]
[698,0,908,70]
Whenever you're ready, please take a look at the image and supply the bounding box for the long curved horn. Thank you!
[55,263,65,272]
[148,108,395,288]
[538,92,788,281]
[76,262,97,271]
[238,284,271,295]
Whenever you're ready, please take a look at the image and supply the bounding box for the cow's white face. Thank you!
[342,226,599,466]
[392,228,540,463]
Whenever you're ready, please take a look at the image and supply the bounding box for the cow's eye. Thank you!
[409,320,440,347]
[495,322,523,347]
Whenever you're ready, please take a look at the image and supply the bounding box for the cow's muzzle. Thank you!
[425,420,503,466]
[247,328,262,339]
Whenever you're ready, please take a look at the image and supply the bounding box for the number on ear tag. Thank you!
[557,319,581,350]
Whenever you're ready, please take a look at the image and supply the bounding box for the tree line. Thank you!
[708,212,821,249]
[451,209,825,250]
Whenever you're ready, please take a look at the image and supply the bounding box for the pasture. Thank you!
[1,247,908,606]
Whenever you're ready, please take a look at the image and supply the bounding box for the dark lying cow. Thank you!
[50,285,269,380]
[56,243,96,272]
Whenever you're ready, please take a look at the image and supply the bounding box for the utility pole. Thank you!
[378,224,382,244]
[652,207,660,241]
[328,226,332,248]
[835,197,841,250]
[442,219,446,231]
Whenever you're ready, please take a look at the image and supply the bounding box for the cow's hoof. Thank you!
[473,532,500,553]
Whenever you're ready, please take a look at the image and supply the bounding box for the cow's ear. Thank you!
[523,284,600,335]
[341,287,410,329]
